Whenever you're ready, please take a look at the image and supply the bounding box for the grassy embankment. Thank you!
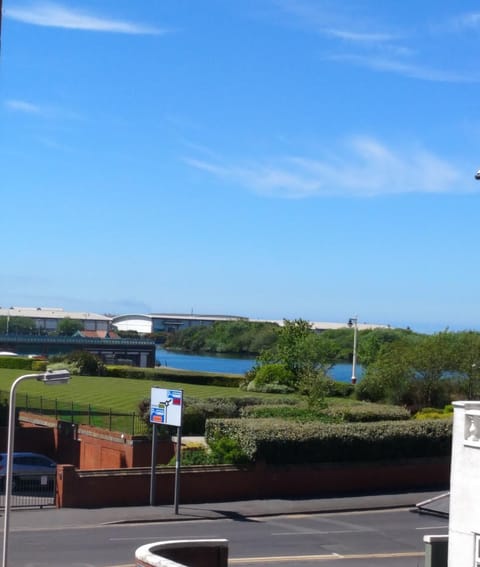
[0,367,287,414]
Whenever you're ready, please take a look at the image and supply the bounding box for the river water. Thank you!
[155,348,362,383]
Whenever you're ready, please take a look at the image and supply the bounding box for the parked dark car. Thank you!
[0,452,57,490]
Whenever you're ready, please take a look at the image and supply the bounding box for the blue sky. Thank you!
[1,1,480,333]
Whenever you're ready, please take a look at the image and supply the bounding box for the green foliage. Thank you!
[182,398,239,434]
[414,406,454,420]
[0,356,41,370]
[66,351,106,376]
[240,404,332,422]
[205,418,452,464]
[57,317,84,336]
[174,436,249,465]
[356,331,464,409]
[246,382,295,394]
[253,363,295,388]
[165,320,279,354]
[240,401,410,423]
[106,365,244,387]
[320,379,354,398]
[357,328,418,367]
[322,402,411,422]
[255,320,340,400]
[208,436,250,464]
[0,316,36,335]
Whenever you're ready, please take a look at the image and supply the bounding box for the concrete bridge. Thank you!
[0,334,156,368]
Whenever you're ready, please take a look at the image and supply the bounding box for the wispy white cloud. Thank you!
[323,28,396,44]
[185,137,467,199]
[5,99,42,114]
[452,12,480,30]
[327,54,479,83]
[271,1,476,83]
[5,2,164,35]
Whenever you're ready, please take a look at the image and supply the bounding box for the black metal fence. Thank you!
[0,473,56,508]
[0,390,149,436]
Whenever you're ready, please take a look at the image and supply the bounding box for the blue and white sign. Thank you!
[150,387,183,426]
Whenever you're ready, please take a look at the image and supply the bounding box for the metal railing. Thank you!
[0,473,56,508]
[0,390,149,436]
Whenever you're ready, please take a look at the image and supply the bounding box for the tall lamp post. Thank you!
[2,370,70,567]
[348,316,358,385]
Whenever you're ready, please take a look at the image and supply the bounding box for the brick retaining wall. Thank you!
[57,457,450,508]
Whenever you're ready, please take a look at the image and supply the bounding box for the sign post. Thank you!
[149,387,184,513]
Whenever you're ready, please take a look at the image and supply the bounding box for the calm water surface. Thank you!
[155,348,363,383]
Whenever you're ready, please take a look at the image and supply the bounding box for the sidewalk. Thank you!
[5,489,447,531]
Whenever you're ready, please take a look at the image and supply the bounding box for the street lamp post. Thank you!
[2,370,70,567]
[348,316,358,385]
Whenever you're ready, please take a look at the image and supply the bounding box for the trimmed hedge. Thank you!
[0,357,47,371]
[323,403,411,422]
[240,402,410,423]
[182,396,299,435]
[105,365,244,387]
[205,418,452,464]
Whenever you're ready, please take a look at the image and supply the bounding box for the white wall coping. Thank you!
[135,539,228,567]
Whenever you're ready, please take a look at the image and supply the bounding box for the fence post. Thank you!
[88,404,92,426]
[109,408,112,431]
[55,399,58,419]
[71,401,74,423]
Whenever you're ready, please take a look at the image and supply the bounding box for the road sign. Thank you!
[150,387,183,427]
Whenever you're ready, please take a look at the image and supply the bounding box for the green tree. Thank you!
[450,331,480,399]
[0,316,36,335]
[256,319,340,396]
[358,331,458,409]
[57,317,84,336]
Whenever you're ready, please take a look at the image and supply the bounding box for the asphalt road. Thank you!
[4,507,448,566]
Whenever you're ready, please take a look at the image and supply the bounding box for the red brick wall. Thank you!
[56,457,450,508]
[0,413,174,471]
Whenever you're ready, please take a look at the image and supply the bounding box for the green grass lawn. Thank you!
[0,368,282,414]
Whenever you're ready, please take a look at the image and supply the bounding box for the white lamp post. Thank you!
[348,316,358,385]
[2,370,70,567]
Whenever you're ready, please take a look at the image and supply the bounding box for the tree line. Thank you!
[241,319,480,410]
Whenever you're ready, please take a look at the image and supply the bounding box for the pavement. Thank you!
[5,489,449,531]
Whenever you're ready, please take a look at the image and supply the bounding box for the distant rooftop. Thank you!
[149,313,248,321]
[0,307,111,321]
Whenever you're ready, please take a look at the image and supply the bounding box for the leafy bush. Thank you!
[253,364,295,387]
[246,381,295,394]
[208,436,250,464]
[170,437,249,465]
[414,406,454,420]
[240,401,409,423]
[323,402,411,422]
[67,351,106,376]
[322,379,355,398]
[182,398,239,435]
[31,360,48,371]
[205,418,452,464]
[240,404,331,422]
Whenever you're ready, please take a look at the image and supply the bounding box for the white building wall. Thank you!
[113,317,152,334]
[448,401,480,566]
